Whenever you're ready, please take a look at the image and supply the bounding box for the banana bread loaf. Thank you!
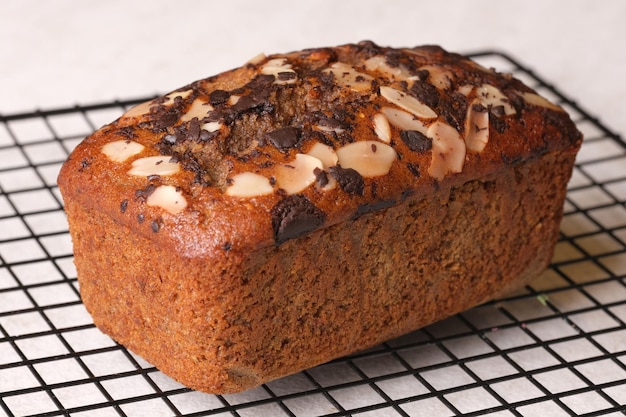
[57,41,582,393]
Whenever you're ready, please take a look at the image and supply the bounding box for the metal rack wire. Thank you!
[1,51,625,417]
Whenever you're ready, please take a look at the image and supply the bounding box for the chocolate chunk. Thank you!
[410,81,439,108]
[151,220,160,233]
[187,118,201,141]
[400,130,432,152]
[277,72,297,82]
[120,199,129,213]
[230,95,264,114]
[163,134,177,145]
[472,103,487,113]
[329,165,364,196]
[135,184,156,201]
[209,89,230,106]
[490,105,506,117]
[226,94,274,123]
[318,116,350,131]
[271,195,326,244]
[262,127,302,151]
[313,167,329,188]
[246,73,275,90]
[156,110,179,129]
[198,129,216,142]
[415,69,430,82]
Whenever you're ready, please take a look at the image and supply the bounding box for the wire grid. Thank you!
[0,51,625,417]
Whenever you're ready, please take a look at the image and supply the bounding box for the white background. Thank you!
[2,0,625,136]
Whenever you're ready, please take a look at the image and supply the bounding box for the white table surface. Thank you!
[2,0,625,137]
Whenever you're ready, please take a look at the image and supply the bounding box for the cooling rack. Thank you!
[1,51,625,417]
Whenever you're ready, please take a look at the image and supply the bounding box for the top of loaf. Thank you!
[58,41,582,256]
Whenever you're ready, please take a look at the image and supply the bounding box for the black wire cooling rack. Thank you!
[1,51,625,417]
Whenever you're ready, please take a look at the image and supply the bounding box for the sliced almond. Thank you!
[306,143,338,168]
[247,52,267,65]
[336,141,397,178]
[163,89,193,104]
[364,56,415,81]
[418,65,454,90]
[372,112,392,143]
[146,185,187,215]
[380,106,429,135]
[476,84,516,116]
[122,99,154,119]
[322,62,374,92]
[201,121,223,133]
[464,100,490,153]
[180,99,213,122]
[225,172,274,197]
[314,124,345,135]
[427,121,466,180]
[305,143,338,191]
[275,154,323,195]
[260,58,297,85]
[519,91,564,112]
[379,86,437,119]
[101,140,145,163]
[128,156,180,177]
[457,84,474,96]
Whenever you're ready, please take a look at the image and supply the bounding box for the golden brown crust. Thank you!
[58,42,582,393]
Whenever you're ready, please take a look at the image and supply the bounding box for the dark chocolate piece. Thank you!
[400,130,432,152]
[262,127,302,151]
[271,195,326,244]
[329,165,365,196]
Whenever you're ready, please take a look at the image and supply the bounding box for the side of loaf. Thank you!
[57,41,582,393]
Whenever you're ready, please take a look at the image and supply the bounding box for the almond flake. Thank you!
[180,99,213,122]
[380,107,429,135]
[336,141,397,178]
[322,62,374,92]
[101,140,145,163]
[464,99,490,153]
[275,154,323,195]
[163,89,193,104]
[372,113,392,143]
[519,91,564,112]
[146,185,187,214]
[201,121,223,133]
[476,84,516,116]
[379,86,437,119]
[427,122,466,180]
[128,156,180,177]
[418,65,454,90]
[122,100,154,119]
[261,58,297,85]
[225,172,274,197]
[306,143,338,168]
[364,56,415,81]
[247,52,267,65]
